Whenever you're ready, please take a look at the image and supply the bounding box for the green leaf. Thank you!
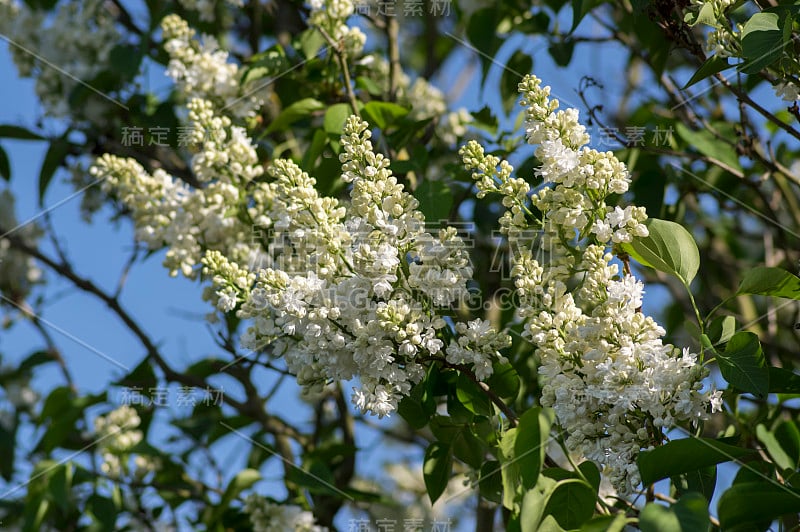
[622,217,700,286]
[0,145,9,181]
[580,514,629,532]
[423,442,452,504]
[769,367,800,393]
[637,438,754,485]
[756,423,796,471]
[517,11,551,33]
[0,124,44,140]
[40,411,81,453]
[39,139,70,204]
[630,167,666,216]
[548,39,575,67]
[706,315,736,346]
[471,106,498,136]
[486,362,521,400]
[241,65,269,86]
[26,498,50,531]
[740,12,784,73]
[40,386,73,420]
[675,122,741,172]
[520,476,558,532]
[287,460,339,495]
[324,103,352,135]
[87,494,117,529]
[203,469,260,530]
[113,357,157,390]
[641,493,709,532]
[683,56,733,89]
[732,459,775,486]
[738,266,800,300]
[467,8,502,76]
[718,482,800,531]
[673,492,711,531]
[672,466,717,502]
[571,0,602,32]
[479,461,503,504]
[415,179,452,224]
[775,421,800,469]
[455,373,492,416]
[0,414,16,481]
[537,515,567,532]
[515,407,550,489]
[544,478,596,529]
[452,429,485,469]
[296,28,326,59]
[430,414,462,444]
[303,129,329,171]
[362,101,408,130]
[501,51,532,114]
[640,502,682,532]
[18,350,54,373]
[47,463,71,513]
[500,427,523,510]
[355,76,383,96]
[716,331,769,398]
[211,468,260,524]
[109,44,142,80]
[688,3,719,27]
[397,394,431,430]
[265,98,325,133]
[578,461,601,494]
[243,47,289,86]
[184,358,229,379]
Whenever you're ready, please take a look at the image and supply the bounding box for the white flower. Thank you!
[93,405,158,479]
[775,81,800,102]
[161,14,264,118]
[709,389,724,413]
[4,380,38,409]
[199,116,508,418]
[0,0,120,118]
[244,494,326,532]
[461,74,717,494]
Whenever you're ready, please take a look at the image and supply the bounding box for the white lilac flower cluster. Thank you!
[461,75,722,494]
[94,405,159,479]
[203,116,509,417]
[177,0,244,22]
[91,99,264,278]
[0,0,119,118]
[0,190,43,304]
[243,494,326,532]
[308,0,366,57]
[162,14,263,119]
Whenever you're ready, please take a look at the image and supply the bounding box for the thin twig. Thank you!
[316,26,361,117]
[3,231,307,445]
[386,15,401,101]
[715,72,800,143]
